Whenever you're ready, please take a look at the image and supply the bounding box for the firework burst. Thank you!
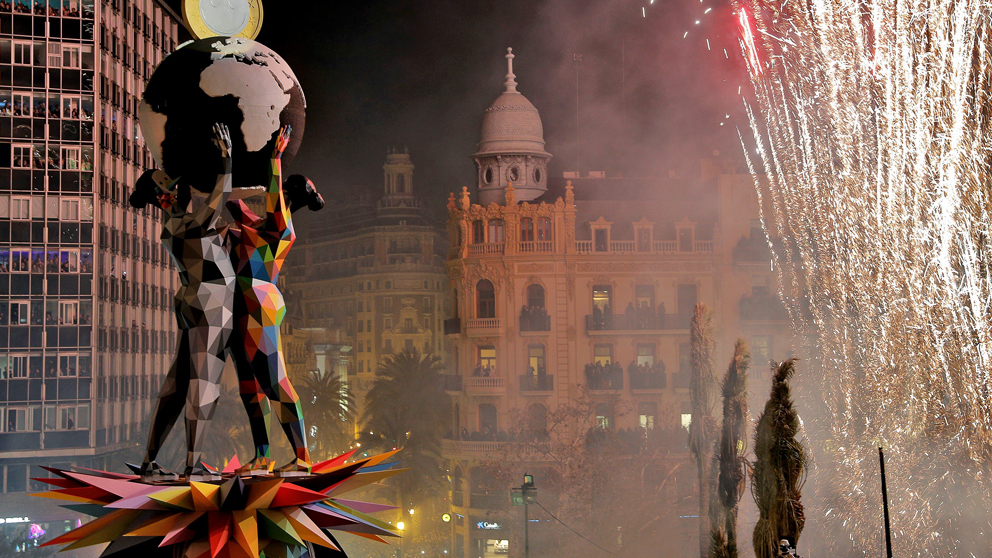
[732,0,992,555]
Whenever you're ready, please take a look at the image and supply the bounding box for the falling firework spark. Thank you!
[732,0,992,555]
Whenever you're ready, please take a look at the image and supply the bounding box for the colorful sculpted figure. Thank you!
[130,123,235,477]
[226,125,322,474]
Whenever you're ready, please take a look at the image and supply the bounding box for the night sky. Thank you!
[165,0,749,208]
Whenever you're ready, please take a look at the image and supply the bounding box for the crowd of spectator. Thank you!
[628,359,667,389]
[1,1,88,17]
[591,301,678,330]
[585,361,624,390]
[471,364,496,377]
[519,304,550,331]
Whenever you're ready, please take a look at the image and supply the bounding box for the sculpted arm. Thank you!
[191,123,233,229]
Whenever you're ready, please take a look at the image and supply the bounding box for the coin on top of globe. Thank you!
[183,0,263,41]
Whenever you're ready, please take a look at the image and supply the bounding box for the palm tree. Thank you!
[690,304,717,558]
[360,349,449,507]
[752,359,809,558]
[710,340,750,558]
[298,371,356,460]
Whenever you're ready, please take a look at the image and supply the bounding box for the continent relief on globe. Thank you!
[139,37,306,194]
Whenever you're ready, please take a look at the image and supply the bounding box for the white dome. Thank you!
[474,49,551,158]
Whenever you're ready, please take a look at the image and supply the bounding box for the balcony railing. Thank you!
[519,312,550,332]
[585,365,624,390]
[444,317,461,335]
[465,376,505,394]
[520,374,554,392]
[519,241,555,253]
[629,372,667,390]
[585,313,688,332]
[468,242,505,255]
[574,239,714,254]
[466,317,501,336]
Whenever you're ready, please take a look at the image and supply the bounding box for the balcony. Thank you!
[442,439,505,458]
[739,293,789,322]
[575,239,715,254]
[444,375,462,393]
[444,317,461,335]
[465,376,506,395]
[466,317,501,337]
[629,372,667,391]
[519,311,550,333]
[468,242,504,256]
[519,374,554,393]
[519,241,555,253]
[584,364,624,390]
[585,313,688,333]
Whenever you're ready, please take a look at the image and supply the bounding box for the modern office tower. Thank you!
[0,0,181,546]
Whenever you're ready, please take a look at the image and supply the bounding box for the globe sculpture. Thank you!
[139,36,306,193]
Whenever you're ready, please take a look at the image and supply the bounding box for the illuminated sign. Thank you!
[0,517,29,524]
[475,521,503,530]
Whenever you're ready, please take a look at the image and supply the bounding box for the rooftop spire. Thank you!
[504,47,518,92]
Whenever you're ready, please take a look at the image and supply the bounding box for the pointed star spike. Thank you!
[31,476,81,489]
[322,469,410,497]
[269,483,329,508]
[310,449,357,473]
[105,491,171,511]
[344,532,389,544]
[184,540,212,558]
[159,511,205,547]
[41,508,135,547]
[70,466,140,480]
[61,510,145,550]
[245,478,284,510]
[232,510,260,558]
[299,505,358,529]
[220,475,248,510]
[208,511,232,558]
[32,486,114,505]
[282,507,338,550]
[191,481,222,511]
[363,449,402,467]
[257,508,304,546]
[149,486,195,510]
[63,471,156,499]
[332,499,399,514]
[223,455,243,475]
[126,512,181,537]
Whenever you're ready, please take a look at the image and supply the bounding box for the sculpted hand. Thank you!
[212,123,232,159]
[273,125,292,160]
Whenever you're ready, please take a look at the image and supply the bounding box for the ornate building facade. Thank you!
[441,51,790,558]
[285,150,449,410]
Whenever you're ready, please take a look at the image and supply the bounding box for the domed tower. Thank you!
[474,48,552,206]
[384,147,415,201]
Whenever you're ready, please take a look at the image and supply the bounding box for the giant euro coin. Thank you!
[139,37,306,194]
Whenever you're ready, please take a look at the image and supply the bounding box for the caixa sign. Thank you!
[475,521,503,531]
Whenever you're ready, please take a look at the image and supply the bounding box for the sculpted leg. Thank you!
[230,338,272,468]
[141,329,190,475]
[253,341,310,472]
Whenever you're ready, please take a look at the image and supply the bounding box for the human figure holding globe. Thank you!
[225,125,315,474]
[131,123,236,478]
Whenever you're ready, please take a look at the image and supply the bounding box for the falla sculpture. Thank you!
[32,2,403,557]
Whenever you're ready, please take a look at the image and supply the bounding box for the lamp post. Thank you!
[512,474,536,558]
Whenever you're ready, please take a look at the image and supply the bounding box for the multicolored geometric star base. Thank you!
[32,450,405,558]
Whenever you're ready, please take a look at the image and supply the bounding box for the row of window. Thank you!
[0,90,94,119]
[0,299,92,326]
[0,38,94,68]
[0,404,90,433]
[2,0,95,18]
[7,143,94,169]
[469,217,553,245]
[0,352,90,377]
[0,194,93,219]
[465,281,697,320]
[0,247,93,272]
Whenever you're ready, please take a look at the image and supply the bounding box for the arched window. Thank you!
[396,174,405,193]
[527,284,545,309]
[472,220,485,244]
[487,219,504,243]
[527,403,548,438]
[476,280,495,318]
[478,404,497,435]
[537,217,552,241]
[520,217,534,242]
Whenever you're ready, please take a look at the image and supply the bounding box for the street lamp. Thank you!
[397,521,406,531]
[409,508,415,515]
[512,474,537,558]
